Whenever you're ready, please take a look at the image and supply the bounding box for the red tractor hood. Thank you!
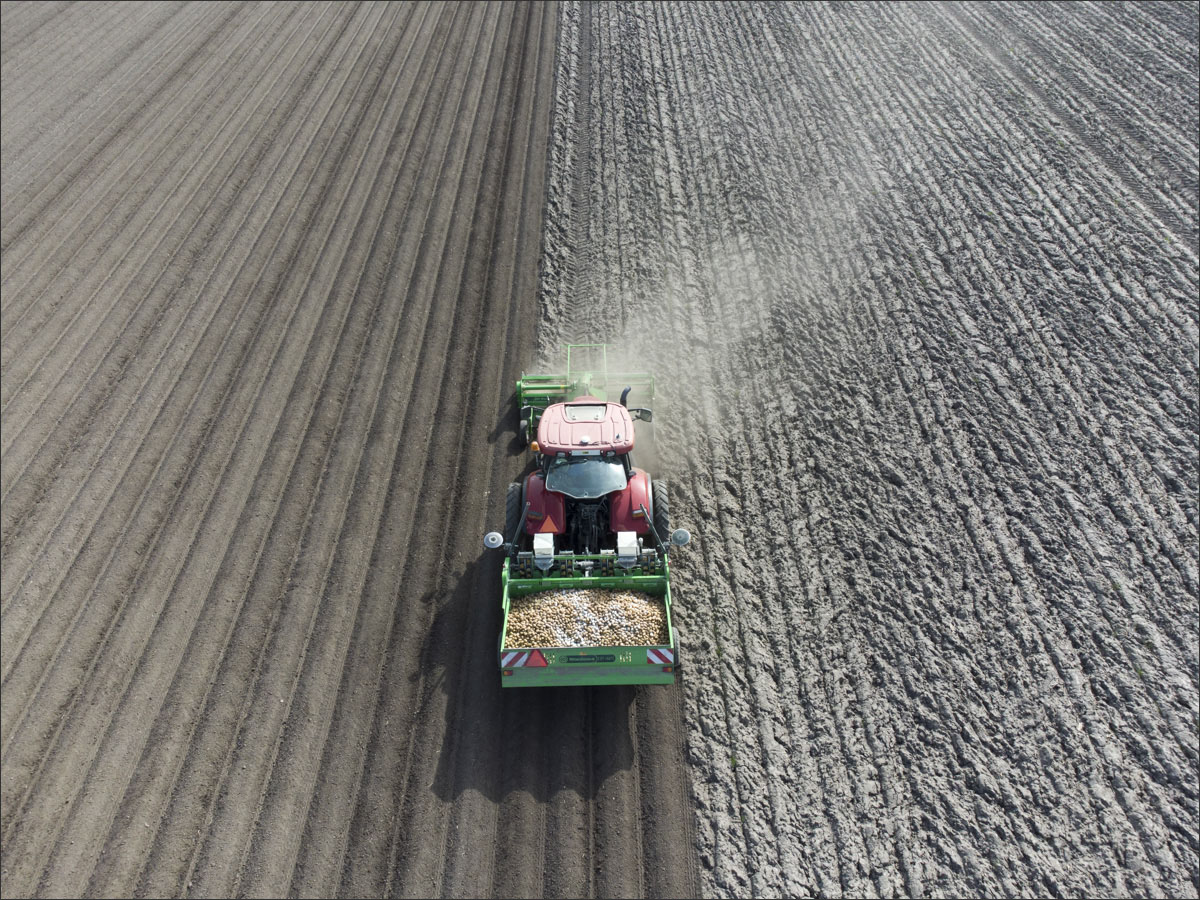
[537,399,635,454]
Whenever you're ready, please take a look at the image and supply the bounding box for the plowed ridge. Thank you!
[1,3,697,898]
[539,2,1198,897]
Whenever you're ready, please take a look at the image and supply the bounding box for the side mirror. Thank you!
[484,532,504,550]
[630,407,653,423]
[670,528,691,547]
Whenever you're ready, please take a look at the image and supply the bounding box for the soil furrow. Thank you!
[743,11,922,892]
[0,9,407,887]
[0,6,207,313]
[1,2,567,896]
[687,7,875,891]
[181,5,496,897]
[1031,2,1198,149]
[840,5,1195,897]
[625,4,755,893]
[0,2,211,305]
[0,3,169,152]
[563,1,595,335]
[378,11,588,893]
[433,10,553,896]
[0,2,143,120]
[120,10,473,893]
[48,6,437,896]
[0,3,322,557]
[158,7,463,897]
[0,3,159,146]
[0,2,244,254]
[322,6,523,895]
[299,5,536,896]
[851,33,1200,877]
[535,3,703,896]
[0,3,296,383]
[163,5,468,897]
[655,5,786,892]
[239,6,513,895]
[0,3,304,474]
[0,3,366,698]
[0,0,384,834]
[0,0,71,56]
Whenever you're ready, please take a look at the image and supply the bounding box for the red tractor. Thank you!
[483,345,690,686]
[507,394,671,562]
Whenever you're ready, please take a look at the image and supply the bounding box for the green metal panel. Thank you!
[501,665,676,687]
[516,343,654,439]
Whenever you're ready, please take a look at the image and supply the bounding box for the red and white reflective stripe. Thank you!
[647,647,674,665]
[502,649,549,668]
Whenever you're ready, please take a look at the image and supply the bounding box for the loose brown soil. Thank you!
[539,2,1198,897]
[2,3,696,898]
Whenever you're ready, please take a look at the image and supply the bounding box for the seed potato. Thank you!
[505,589,669,647]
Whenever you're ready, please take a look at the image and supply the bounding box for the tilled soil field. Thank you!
[2,2,1197,899]
[539,1,1199,897]
[3,2,697,897]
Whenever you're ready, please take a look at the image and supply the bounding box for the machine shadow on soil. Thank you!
[488,388,529,456]
[429,556,636,804]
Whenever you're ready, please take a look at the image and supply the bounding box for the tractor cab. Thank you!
[518,398,655,554]
[535,398,635,456]
[533,397,652,489]
[534,399,636,501]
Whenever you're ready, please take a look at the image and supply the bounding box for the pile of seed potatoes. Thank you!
[505,589,669,648]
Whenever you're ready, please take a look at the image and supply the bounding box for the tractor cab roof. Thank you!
[536,398,634,455]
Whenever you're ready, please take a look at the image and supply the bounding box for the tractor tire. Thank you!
[635,420,659,471]
[653,480,670,540]
[506,482,523,542]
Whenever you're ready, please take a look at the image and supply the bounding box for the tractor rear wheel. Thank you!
[652,480,670,540]
[506,482,523,542]
[635,420,659,471]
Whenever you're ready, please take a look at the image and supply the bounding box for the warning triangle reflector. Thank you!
[528,649,548,667]
[538,517,555,533]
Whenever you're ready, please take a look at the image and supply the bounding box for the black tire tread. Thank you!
[652,479,669,541]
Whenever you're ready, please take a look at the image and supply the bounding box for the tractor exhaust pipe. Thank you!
[620,386,632,407]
